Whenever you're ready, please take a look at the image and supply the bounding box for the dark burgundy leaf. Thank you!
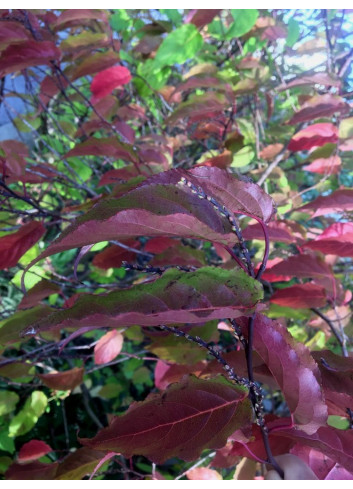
[79,376,252,463]
[0,21,30,49]
[311,351,353,415]
[241,314,328,434]
[23,168,274,275]
[242,221,294,243]
[264,254,333,280]
[0,306,53,346]
[144,237,177,254]
[21,267,263,337]
[92,241,140,269]
[274,425,353,474]
[0,40,61,77]
[6,461,58,480]
[151,245,206,268]
[277,73,341,91]
[288,94,350,125]
[52,9,108,30]
[0,139,28,180]
[18,279,60,310]
[64,137,138,162]
[0,221,45,270]
[270,283,327,309]
[167,93,230,126]
[290,445,353,480]
[185,9,222,28]
[69,51,120,80]
[55,447,107,480]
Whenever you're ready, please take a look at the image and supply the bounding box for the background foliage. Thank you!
[0,8,353,480]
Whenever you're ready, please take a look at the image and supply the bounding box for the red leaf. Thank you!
[242,221,294,243]
[6,461,58,480]
[288,95,350,125]
[23,168,274,273]
[18,279,60,310]
[187,467,222,480]
[0,40,61,77]
[274,425,353,474]
[170,77,232,103]
[167,93,230,126]
[0,221,45,269]
[94,330,124,365]
[55,447,107,480]
[185,9,222,29]
[290,445,353,480]
[271,283,327,309]
[154,360,205,390]
[264,253,333,280]
[144,237,177,254]
[288,123,338,152]
[21,268,263,337]
[0,306,53,346]
[97,166,139,187]
[79,376,252,463]
[91,66,131,103]
[0,139,28,180]
[304,156,341,175]
[92,241,140,269]
[151,245,206,268]
[64,137,137,162]
[242,314,328,434]
[277,73,341,91]
[231,423,295,462]
[69,51,120,80]
[52,9,107,30]
[312,351,353,416]
[38,367,84,391]
[0,21,30,50]
[206,350,277,389]
[18,440,52,463]
[297,188,353,217]
[303,222,353,257]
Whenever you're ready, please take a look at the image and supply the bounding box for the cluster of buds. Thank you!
[160,324,250,388]
[122,262,195,275]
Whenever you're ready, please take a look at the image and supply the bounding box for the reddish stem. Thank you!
[221,244,248,272]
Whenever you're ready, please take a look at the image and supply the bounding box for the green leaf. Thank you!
[160,9,182,25]
[327,415,350,430]
[339,117,353,139]
[0,456,12,475]
[231,146,255,168]
[286,18,300,47]
[9,391,47,437]
[155,24,203,67]
[226,10,259,39]
[0,431,15,453]
[0,391,19,416]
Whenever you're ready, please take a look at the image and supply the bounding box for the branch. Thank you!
[311,307,348,357]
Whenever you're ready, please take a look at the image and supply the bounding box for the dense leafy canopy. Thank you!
[0,8,352,481]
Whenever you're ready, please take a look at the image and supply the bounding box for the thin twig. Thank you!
[311,307,348,357]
